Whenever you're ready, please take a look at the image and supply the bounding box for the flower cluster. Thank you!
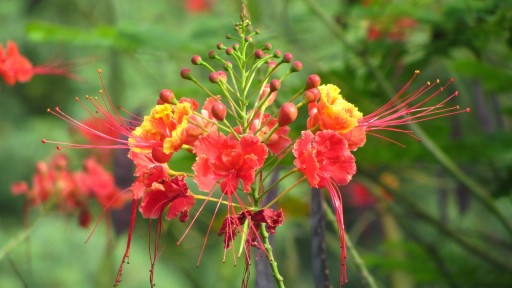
[11,154,128,228]
[41,8,468,287]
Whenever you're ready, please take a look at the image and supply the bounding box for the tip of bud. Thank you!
[191,55,202,65]
[255,49,265,59]
[159,89,174,104]
[278,102,298,126]
[290,61,303,72]
[269,79,281,92]
[41,139,47,144]
[56,146,62,150]
[180,68,192,80]
[414,70,420,74]
[209,72,220,83]
[283,52,293,63]
[306,74,321,89]
[224,61,233,71]
[465,108,471,112]
[97,69,102,74]
[211,101,227,121]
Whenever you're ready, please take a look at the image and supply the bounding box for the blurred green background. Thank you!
[1,0,512,287]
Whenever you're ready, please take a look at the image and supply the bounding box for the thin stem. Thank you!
[263,176,306,208]
[0,219,40,262]
[260,225,285,288]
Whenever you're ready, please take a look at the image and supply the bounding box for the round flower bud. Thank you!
[255,49,265,59]
[283,52,293,63]
[233,43,240,51]
[306,74,321,89]
[244,36,253,43]
[211,102,227,121]
[224,61,233,71]
[273,50,282,58]
[209,72,220,83]
[269,79,281,92]
[264,43,272,50]
[191,55,202,65]
[278,102,298,126]
[208,50,217,59]
[226,47,234,55]
[180,68,192,80]
[217,43,225,50]
[291,61,303,72]
[304,88,320,103]
[159,89,174,104]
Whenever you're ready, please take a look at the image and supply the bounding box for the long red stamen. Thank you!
[359,71,470,142]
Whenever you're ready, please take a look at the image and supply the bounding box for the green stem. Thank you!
[0,219,40,262]
[260,225,285,288]
[360,169,512,272]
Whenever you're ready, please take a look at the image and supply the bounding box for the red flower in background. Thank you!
[0,40,72,86]
[11,154,126,228]
[185,0,211,13]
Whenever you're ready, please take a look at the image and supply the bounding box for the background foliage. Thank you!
[1,0,511,287]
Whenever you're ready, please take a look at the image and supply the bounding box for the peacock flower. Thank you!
[293,130,356,284]
[129,102,192,162]
[308,84,363,134]
[192,132,268,195]
[0,40,72,86]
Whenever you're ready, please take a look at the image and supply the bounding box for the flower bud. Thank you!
[273,50,282,58]
[304,88,320,103]
[283,52,293,63]
[226,47,234,55]
[278,102,298,126]
[217,43,225,50]
[291,61,303,72]
[191,55,202,65]
[269,79,281,92]
[159,89,174,104]
[208,50,217,59]
[264,43,272,50]
[224,61,233,71]
[211,101,227,121]
[180,68,192,80]
[306,74,321,89]
[255,49,265,59]
[244,36,252,43]
[233,43,240,51]
[209,72,220,83]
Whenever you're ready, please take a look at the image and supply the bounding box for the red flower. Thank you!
[193,133,267,194]
[75,157,128,209]
[293,130,356,285]
[243,112,292,156]
[0,40,72,85]
[293,130,356,188]
[185,0,211,13]
[139,175,195,221]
